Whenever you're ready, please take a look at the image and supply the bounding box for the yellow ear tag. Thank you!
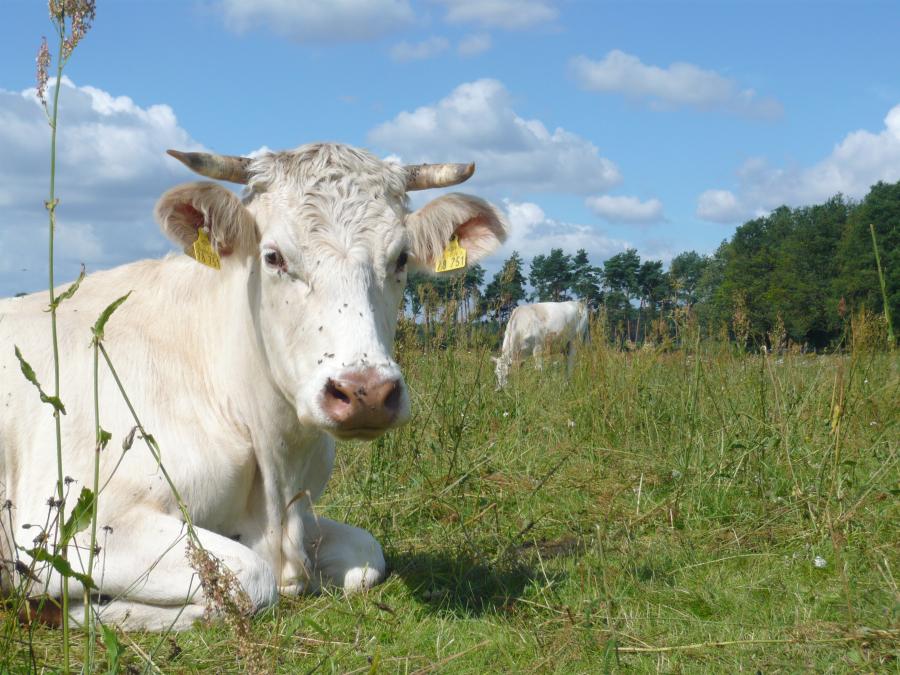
[435,235,467,273]
[192,228,221,270]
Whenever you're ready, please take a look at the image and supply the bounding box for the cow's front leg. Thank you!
[60,510,278,632]
[532,344,545,371]
[301,512,385,592]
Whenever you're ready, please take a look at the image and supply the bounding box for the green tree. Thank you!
[459,263,485,323]
[481,252,527,321]
[669,251,709,308]
[695,241,730,336]
[636,259,668,341]
[570,249,603,307]
[602,248,640,340]
[835,182,900,337]
[529,248,574,301]
[769,197,848,347]
[718,207,794,345]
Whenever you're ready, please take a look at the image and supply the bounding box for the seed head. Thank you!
[36,38,51,108]
[48,0,97,60]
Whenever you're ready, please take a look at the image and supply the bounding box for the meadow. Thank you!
[4,322,897,673]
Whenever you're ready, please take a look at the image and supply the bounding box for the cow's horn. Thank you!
[167,149,251,185]
[404,162,475,191]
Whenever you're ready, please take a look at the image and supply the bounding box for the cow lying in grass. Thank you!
[0,143,507,630]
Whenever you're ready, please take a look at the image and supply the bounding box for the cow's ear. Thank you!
[155,182,259,260]
[406,193,507,273]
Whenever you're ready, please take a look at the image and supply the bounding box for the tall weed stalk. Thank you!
[869,223,895,348]
[29,3,97,670]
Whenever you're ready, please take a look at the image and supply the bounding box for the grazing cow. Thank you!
[0,143,507,630]
[493,300,589,388]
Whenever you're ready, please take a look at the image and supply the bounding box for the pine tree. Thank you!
[636,259,668,341]
[529,248,574,302]
[602,248,640,340]
[570,249,603,307]
[481,252,527,321]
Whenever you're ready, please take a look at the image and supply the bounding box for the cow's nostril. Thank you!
[383,381,402,412]
[325,379,350,404]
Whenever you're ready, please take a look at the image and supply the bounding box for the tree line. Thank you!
[408,180,899,349]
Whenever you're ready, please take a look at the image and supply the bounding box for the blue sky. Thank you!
[2,0,899,295]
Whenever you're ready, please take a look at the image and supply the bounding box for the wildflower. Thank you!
[48,0,97,60]
[35,38,51,108]
[502,411,509,418]
[813,555,827,569]
[186,538,264,671]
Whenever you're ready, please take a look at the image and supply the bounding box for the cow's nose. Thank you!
[321,369,403,436]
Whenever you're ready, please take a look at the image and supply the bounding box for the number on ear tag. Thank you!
[435,235,467,273]
[192,229,221,270]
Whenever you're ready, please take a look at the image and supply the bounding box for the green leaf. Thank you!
[50,264,85,309]
[14,345,41,388]
[14,346,66,414]
[303,617,329,638]
[101,625,125,674]
[91,291,132,341]
[601,638,620,668]
[40,394,67,414]
[61,487,95,545]
[98,427,112,451]
[27,547,97,589]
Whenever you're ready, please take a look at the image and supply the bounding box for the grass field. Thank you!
[3,331,898,673]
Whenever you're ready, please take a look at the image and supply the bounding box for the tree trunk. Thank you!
[636,298,644,344]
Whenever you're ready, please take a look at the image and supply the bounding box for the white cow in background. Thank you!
[0,143,507,630]
[493,300,589,388]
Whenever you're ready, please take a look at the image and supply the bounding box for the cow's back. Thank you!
[0,257,263,537]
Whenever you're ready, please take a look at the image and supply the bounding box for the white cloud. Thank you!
[457,33,491,57]
[368,79,620,194]
[0,78,204,295]
[497,199,631,262]
[570,50,782,118]
[434,0,557,30]
[586,195,664,224]
[390,36,450,62]
[696,189,745,223]
[696,102,900,223]
[217,0,414,42]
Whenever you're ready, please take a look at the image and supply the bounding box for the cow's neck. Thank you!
[177,258,333,502]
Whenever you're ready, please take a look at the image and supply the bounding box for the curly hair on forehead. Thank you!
[247,143,409,205]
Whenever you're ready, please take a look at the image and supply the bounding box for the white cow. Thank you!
[493,301,589,388]
[0,143,507,630]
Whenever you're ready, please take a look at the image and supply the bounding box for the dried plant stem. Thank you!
[613,631,898,654]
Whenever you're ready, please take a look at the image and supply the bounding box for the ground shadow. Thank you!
[387,549,537,618]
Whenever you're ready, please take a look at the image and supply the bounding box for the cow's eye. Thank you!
[395,251,408,273]
[263,249,285,270]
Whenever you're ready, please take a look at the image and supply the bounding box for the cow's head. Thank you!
[156,143,506,440]
[491,355,511,390]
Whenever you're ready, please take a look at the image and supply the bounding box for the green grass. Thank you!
[4,338,898,673]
